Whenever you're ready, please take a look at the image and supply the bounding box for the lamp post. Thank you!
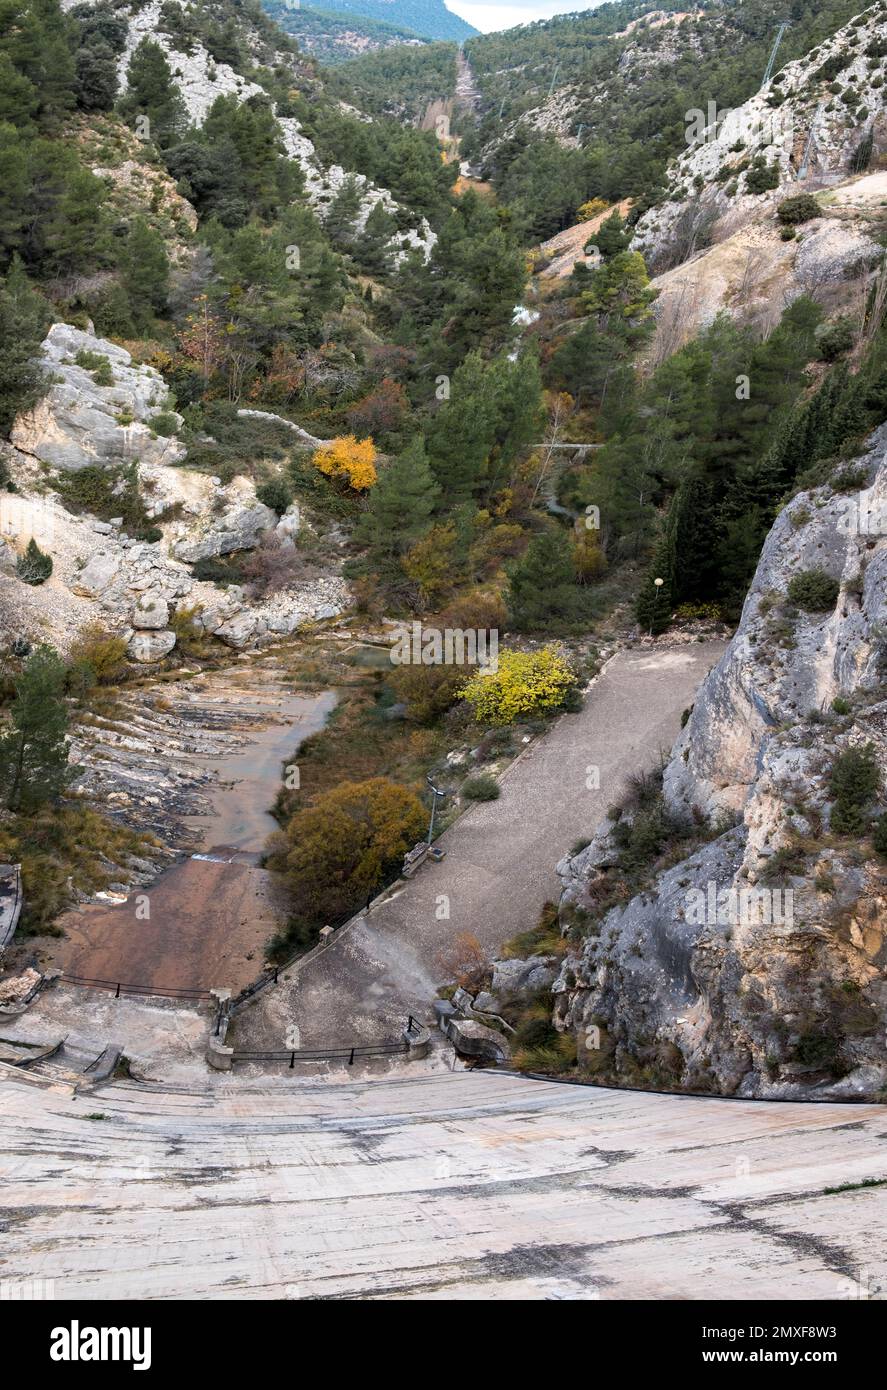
[426,775,445,846]
[650,576,664,638]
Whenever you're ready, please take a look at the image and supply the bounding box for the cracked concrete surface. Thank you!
[1,1070,885,1300]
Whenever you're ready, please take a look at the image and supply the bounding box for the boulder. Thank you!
[215,612,265,649]
[275,504,302,540]
[131,596,169,630]
[491,955,557,996]
[171,501,276,563]
[127,629,176,663]
[71,552,121,597]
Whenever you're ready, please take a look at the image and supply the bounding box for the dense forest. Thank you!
[262,0,476,43]
[330,39,458,115]
[262,2,424,65]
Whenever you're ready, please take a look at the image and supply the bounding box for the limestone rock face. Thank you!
[664,430,887,820]
[632,8,887,270]
[491,956,557,995]
[171,500,277,563]
[11,324,186,473]
[127,629,176,662]
[555,430,887,1100]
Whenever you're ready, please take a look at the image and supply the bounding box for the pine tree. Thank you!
[121,217,169,330]
[0,644,73,812]
[508,527,588,632]
[0,256,48,435]
[355,200,394,275]
[425,350,496,505]
[44,164,108,274]
[324,175,362,251]
[121,39,188,149]
[16,536,52,585]
[353,436,439,577]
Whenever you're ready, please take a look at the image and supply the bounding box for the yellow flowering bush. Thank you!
[459,645,578,725]
[312,434,377,491]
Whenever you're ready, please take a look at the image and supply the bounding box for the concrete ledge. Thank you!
[206,1035,234,1071]
[402,1021,431,1059]
[434,1001,510,1064]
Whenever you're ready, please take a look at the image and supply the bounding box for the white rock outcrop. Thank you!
[11,324,185,473]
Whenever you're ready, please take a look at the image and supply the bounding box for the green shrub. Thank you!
[779,226,796,241]
[191,555,245,585]
[256,476,294,515]
[149,411,179,436]
[462,773,501,802]
[787,569,839,612]
[874,816,887,856]
[816,317,854,362]
[777,193,820,225]
[831,696,851,715]
[16,538,52,585]
[744,157,780,194]
[74,349,114,385]
[829,744,880,835]
[54,462,150,533]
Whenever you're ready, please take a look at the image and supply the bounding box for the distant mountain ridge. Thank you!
[263,0,477,44]
[262,2,426,62]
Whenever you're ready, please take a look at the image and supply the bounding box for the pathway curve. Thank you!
[241,641,726,1050]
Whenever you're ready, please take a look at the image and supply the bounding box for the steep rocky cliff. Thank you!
[554,428,887,1099]
[633,3,887,271]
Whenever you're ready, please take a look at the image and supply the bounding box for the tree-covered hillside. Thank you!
[463,0,872,239]
[263,0,476,43]
[332,40,458,116]
[262,2,425,63]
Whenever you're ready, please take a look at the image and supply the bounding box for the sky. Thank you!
[446,0,594,34]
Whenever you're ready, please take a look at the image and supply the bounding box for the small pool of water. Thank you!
[342,644,393,670]
[184,689,337,854]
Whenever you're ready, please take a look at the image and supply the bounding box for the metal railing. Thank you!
[232,1041,408,1067]
[59,973,215,1002]
[231,1018,420,1067]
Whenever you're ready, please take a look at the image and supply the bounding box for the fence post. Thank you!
[290,1051,295,1069]
[348,1048,355,1066]
[115,982,121,999]
[273,967,279,984]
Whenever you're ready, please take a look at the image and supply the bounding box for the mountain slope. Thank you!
[261,2,427,63]
[263,0,476,43]
[633,1,887,271]
[459,0,874,239]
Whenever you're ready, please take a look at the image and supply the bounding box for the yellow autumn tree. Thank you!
[577,197,610,222]
[312,434,377,491]
[459,646,578,725]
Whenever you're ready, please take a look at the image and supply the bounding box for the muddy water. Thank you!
[184,689,337,854]
[51,683,337,991]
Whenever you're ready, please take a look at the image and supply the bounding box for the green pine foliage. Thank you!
[0,644,73,811]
